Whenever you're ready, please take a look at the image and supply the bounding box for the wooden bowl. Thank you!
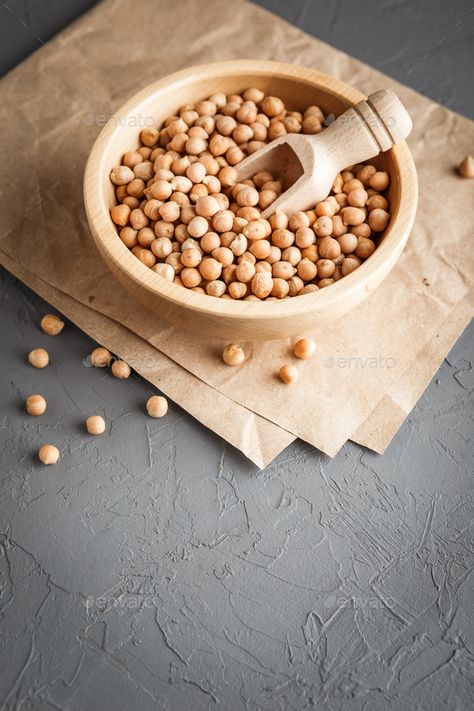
[84,60,417,341]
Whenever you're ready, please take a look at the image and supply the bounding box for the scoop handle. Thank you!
[319,90,412,172]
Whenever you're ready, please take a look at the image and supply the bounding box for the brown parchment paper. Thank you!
[1,0,473,459]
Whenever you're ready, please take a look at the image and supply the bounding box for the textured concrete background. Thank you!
[1,1,473,710]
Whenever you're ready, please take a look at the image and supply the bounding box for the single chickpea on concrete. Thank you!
[40,314,64,336]
[26,394,46,416]
[90,347,113,367]
[146,395,169,418]
[28,348,49,369]
[86,415,106,435]
[111,360,131,379]
[38,444,60,465]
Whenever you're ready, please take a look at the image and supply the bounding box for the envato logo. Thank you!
[322,595,395,609]
[82,112,156,128]
[324,112,397,130]
[83,594,159,611]
[323,355,396,369]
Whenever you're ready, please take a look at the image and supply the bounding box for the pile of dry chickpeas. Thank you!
[109,88,392,299]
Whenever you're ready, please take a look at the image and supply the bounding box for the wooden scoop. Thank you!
[235,90,412,218]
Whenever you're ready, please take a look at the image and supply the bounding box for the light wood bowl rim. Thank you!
[83,60,418,323]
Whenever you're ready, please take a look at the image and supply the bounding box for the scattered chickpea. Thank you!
[111,360,131,379]
[458,155,474,178]
[40,314,64,336]
[146,395,169,418]
[293,337,316,360]
[279,364,299,384]
[28,348,49,369]
[222,343,246,366]
[86,415,106,435]
[26,394,47,416]
[38,444,60,465]
[90,347,113,367]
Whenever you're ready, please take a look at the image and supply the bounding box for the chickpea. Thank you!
[110,204,131,226]
[356,164,377,186]
[369,208,390,232]
[38,444,60,465]
[28,348,49,369]
[458,155,474,178]
[314,216,333,237]
[366,195,389,212]
[129,209,149,230]
[251,272,273,298]
[351,223,372,239]
[271,278,289,299]
[355,237,376,259]
[212,210,234,233]
[91,347,112,367]
[111,360,131,379]
[181,267,202,288]
[271,228,294,249]
[340,206,366,226]
[218,166,238,188]
[297,258,317,281]
[300,284,319,294]
[110,165,134,185]
[282,246,302,266]
[188,216,209,238]
[369,171,390,191]
[26,394,46,416]
[272,261,296,280]
[337,232,358,254]
[249,240,271,259]
[229,281,247,299]
[261,96,285,117]
[151,237,173,259]
[347,188,368,207]
[199,257,222,281]
[196,195,220,217]
[318,278,335,288]
[136,248,156,268]
[206,280,226,297]
[316,259,335,278]
[341,256,361,276]
[235,260,256,283]
[293,337,316,360]
[212,247,234,267]
[222,343,246,366]
[318,237,341,260]
[152,263,175,281]
[40,314,64,336]
[295,227,315,249]
[230,233,248,257]
[146,395,168,418]
[279,364,298,384]
[86,415,106,435]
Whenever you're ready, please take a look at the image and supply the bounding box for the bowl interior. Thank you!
[101,70,398,224]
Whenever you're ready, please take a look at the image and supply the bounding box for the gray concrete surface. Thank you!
[1,1,473,710]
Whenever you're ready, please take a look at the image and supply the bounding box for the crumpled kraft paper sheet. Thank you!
[1,0,473,461]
